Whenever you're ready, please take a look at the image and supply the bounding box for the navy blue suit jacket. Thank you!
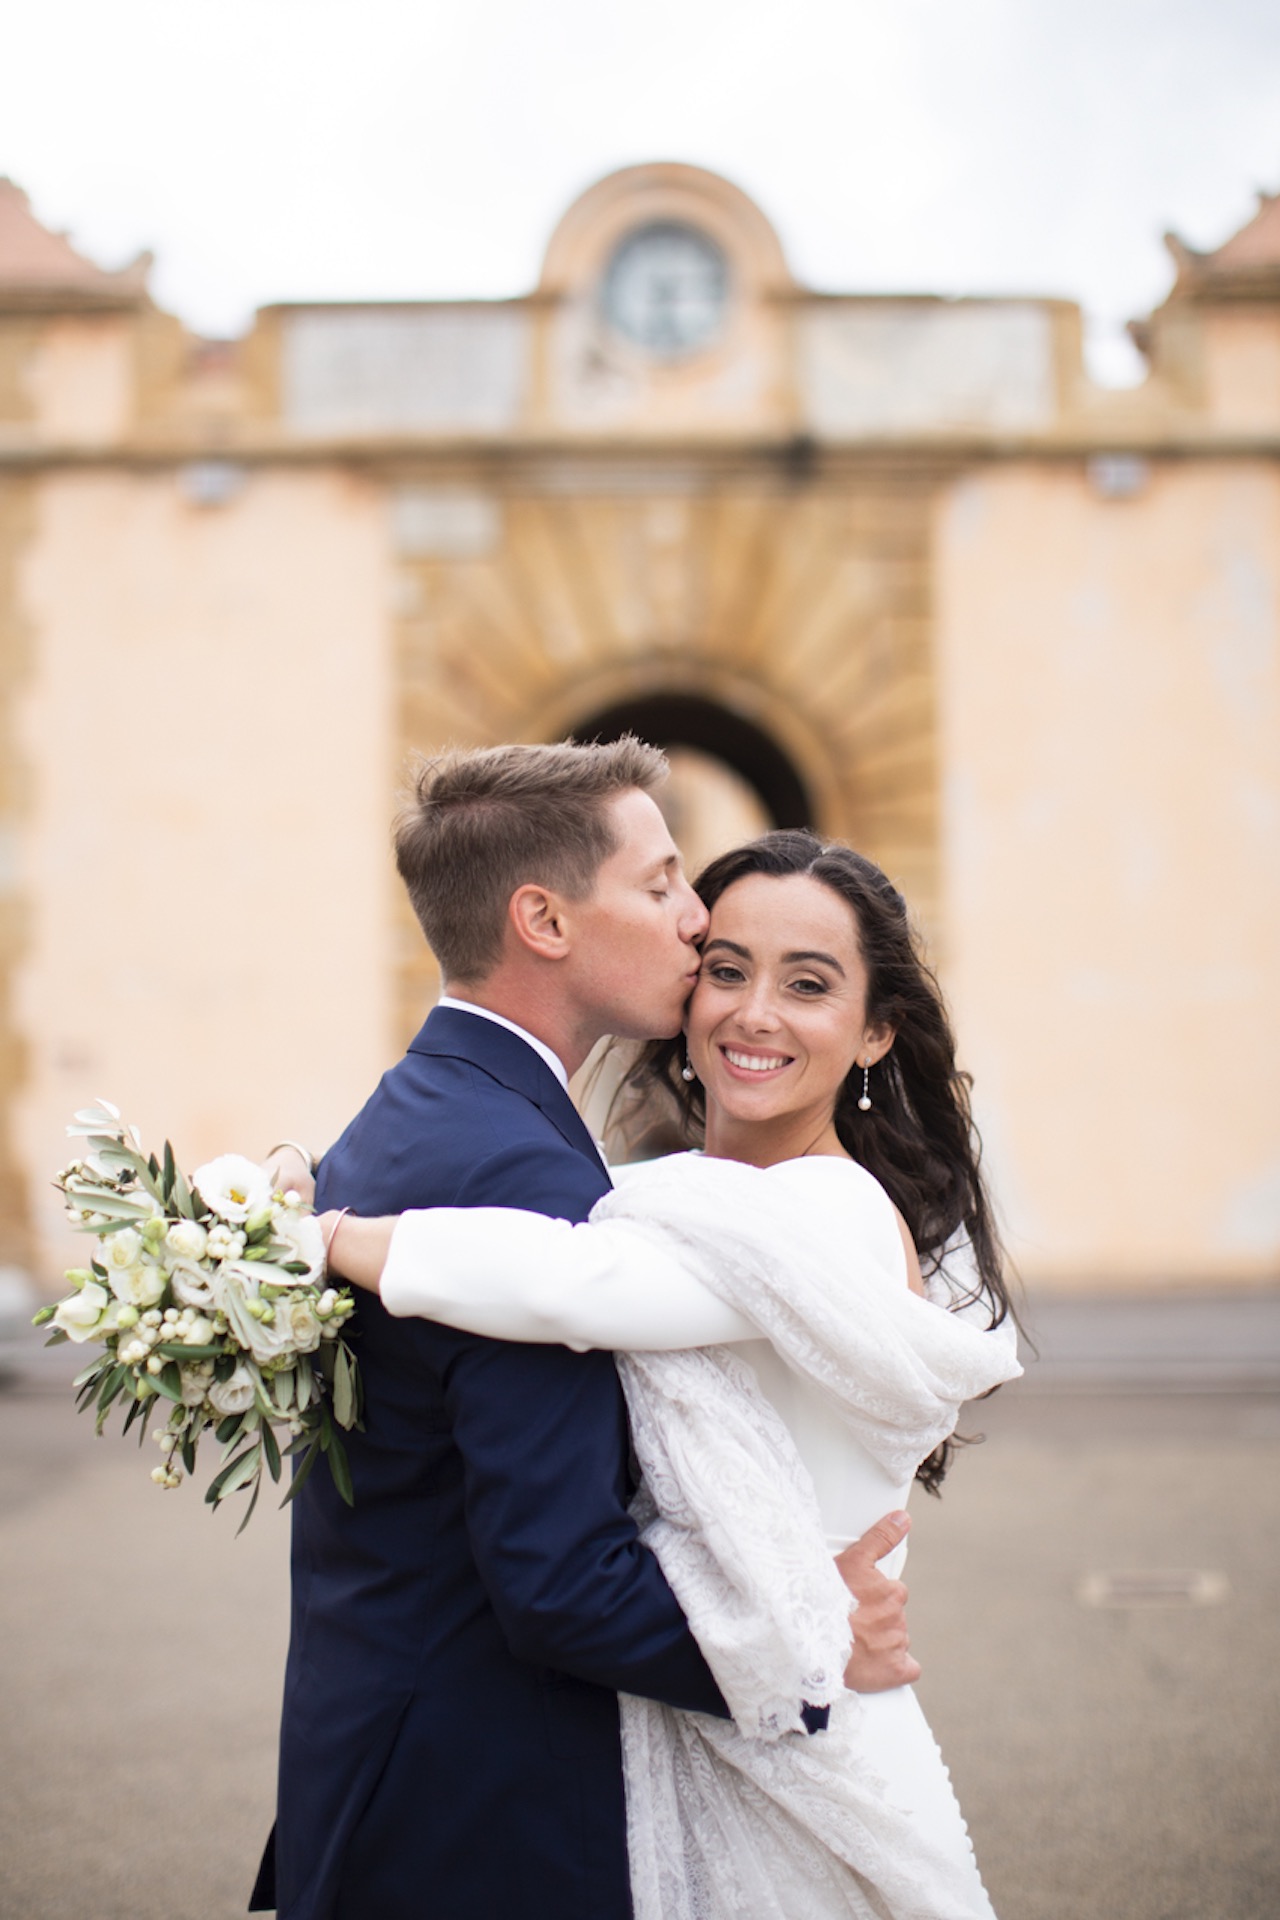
[250,1007,726,1919]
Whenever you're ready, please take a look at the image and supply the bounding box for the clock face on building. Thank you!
[602,222,730,358]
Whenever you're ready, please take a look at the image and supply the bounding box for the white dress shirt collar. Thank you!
[436,996,570,1091]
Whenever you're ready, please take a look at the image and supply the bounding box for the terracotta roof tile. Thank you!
[0,178,148,301]
[1208,191,1280,272]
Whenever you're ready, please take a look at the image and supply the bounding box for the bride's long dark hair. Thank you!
[619,830,1018,1493]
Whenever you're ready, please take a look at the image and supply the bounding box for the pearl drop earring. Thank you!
[681,1050,696,1083]
[857,1060,872,1112]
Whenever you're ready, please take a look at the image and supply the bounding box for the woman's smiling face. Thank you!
[685,870,894,1158]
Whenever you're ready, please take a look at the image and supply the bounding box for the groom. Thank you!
[251,737,915,1920]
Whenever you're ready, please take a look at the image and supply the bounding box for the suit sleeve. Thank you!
[381,1207,758,1349]
[437,1140,729,1718]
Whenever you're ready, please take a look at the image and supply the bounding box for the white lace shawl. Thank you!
[593,1154,1020,1920]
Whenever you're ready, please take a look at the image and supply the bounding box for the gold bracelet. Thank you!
[323,1206,352,1269]
[267,1139,318,1176]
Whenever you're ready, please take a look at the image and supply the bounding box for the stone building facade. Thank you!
[1,163,1277,1290]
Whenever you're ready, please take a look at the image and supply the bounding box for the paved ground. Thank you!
[2,1292,1278,1920]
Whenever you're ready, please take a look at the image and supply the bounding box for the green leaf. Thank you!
[206,1444,261,1506]
[72,1356,110,1388]
[235,1473,263,1536]
[260,1418,282,1483]
[96,1143,165,1205]
[280,1435,323,1507]
[332,1344,355,1429]
[162,1141,176,1204]
[95,1372,128,1434]
[272,1369,295,1414]
[71,1193,155,1223]
[96,1364,126,1411]
[170,1161,195,1220]
[44,1330,69,1347]
[342,1342,365,1424]
[94,1212,151,1235]
[181,1435,196,1475]
[148,1363,185,1404]
[216,1413,245,1445]
[153,1342,223,1361]
[325,1428,354,1507]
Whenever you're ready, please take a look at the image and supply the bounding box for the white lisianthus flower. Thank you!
[269,1209,326,1287]
[207,1362,258,1417]
[107,1261,168,1309]
[53,1280,112,1342]
[206,1224,247,1263]
[279,1297,322,1354]
[217,1268,297,1365]
[165,1219,208,1264]
[192,1155,271,1225]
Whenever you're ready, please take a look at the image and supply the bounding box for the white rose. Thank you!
[165,1220,208,1264]
[192,1154,272,1225]
[107,1261,168,1309]
[279,1297,322,1354]
[268,1209,326,1287]
[52,1280,111,1342]
[179,1362,215,1407]
[98,1228,143,1273]
[206,1362,258,1417]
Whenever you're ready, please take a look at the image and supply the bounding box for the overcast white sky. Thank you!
[4,0,1279,382]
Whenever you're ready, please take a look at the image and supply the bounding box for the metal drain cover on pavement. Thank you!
[1077,1569,1230,1608]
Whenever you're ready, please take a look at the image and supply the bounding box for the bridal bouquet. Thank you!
[34,1101,362,1531]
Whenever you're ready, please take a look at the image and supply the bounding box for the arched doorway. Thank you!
[575,691,814,878]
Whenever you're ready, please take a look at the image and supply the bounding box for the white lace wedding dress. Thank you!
[380,1151,1021,1920]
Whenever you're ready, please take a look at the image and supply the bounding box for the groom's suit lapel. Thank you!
[407,1005,607,1173]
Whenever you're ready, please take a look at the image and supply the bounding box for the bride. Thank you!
[317,832,1020,1920]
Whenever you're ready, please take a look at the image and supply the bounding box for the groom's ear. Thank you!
[508,883,572,962]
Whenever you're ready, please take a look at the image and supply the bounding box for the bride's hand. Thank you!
[835,1512,922,1693]
[261,1143,316,1208]
[320,1211,397,1295]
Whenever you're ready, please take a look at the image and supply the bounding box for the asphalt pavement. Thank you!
[2,1289,1277,1920]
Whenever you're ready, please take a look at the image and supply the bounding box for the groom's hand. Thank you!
[835,1512,921,1693]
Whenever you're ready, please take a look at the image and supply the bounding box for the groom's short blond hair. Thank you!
[395,736,668,983]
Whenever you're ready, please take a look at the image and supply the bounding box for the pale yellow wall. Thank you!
[27,316,134,444]
[1201,310,1280,431]
[15,467,396,1283]
[934,461,1280,1285]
